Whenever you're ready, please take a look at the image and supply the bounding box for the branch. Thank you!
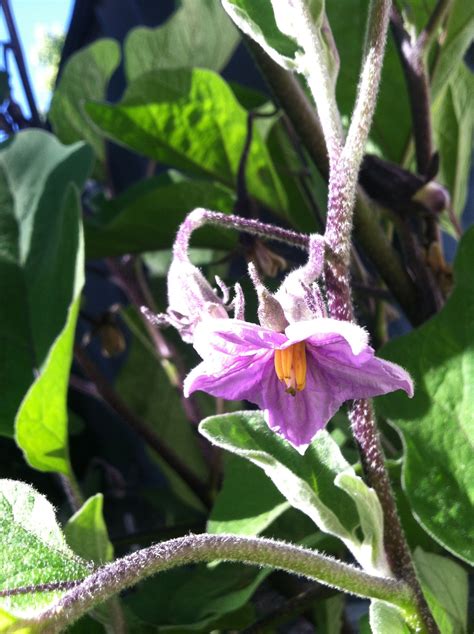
[23,534,418,633]
[73,345,211,509]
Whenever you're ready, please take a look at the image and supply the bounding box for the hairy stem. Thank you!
[25,534,418,633]
[326,0,391,263]
[245,37,420,324]
[300,1,438,631]
[174,208,310,259]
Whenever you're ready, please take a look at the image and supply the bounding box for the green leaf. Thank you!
[85,68,288,214]
[125,0,239,80]
[208,454,289,535]
[125,562,267,631]
[377,226,474,565]
[116,315,209,510]
[85,174,236,258]
[431,2,474,99]
[64,495,117,633]
[15,295,80,476]
[0,130,92,437]
[221,0,299,69]
[0,480,90,620]
[369,601,410,634]
[65,494,113,564]
[414,549,468,634]
[313,595,345,634]
[432,64,474,232]
[49,39,120,169]
[199,411,389,573]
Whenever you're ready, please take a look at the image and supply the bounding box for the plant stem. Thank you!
[390,7,433,177]
[107,256,202,424]
[297,1,438,631]
[417,0,453,52]
[349,401,438,633]
[245,38,420,325]
[25,534,418,633]
[175,208,310,254]
[73,345,211,509]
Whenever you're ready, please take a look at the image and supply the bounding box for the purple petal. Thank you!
[184,350,272,401]
[259,356,341,450]
[311,342,414,400]
[192,319,286,366]
[285,318,369,355]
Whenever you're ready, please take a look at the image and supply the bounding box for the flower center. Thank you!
[274,342,307,396]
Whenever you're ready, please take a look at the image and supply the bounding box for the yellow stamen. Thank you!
[274,343,307,395]
[293,342,307,391]
[274,349,284,381]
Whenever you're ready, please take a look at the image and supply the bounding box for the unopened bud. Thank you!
[412,182,450,215]
[248,262,288,332]
[167,258,227,343]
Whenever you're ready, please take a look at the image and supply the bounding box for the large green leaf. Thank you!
[85,68,288,214]
[85,173,236,258]
[0,130,92,437]
[125,0,239,80]
[200,411,389,574]
[0,480,90,621]
[15,296,80,476]
[414,549,468,634]
[49,39,120,169]
[207,454,288,535]
[432,64,474,231]
[377,226,474,565]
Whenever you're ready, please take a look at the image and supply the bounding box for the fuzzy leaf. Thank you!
[200,411,388,573]
[377,226,474,565]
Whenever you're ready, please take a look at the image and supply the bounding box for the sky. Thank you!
[1,0,74,115]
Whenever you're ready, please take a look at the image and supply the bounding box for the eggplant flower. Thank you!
[184,317,413,451]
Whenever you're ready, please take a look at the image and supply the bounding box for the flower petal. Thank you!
[260,354,340,450]
[184,350,272,401]
[311,342,414,400]
[285,318,369,355]
[192,319,286,365]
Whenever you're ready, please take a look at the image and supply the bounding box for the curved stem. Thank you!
[24,534,417,633]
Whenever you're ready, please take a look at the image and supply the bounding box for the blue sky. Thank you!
[1,0,74,115]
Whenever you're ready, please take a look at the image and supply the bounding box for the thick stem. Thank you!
[390,7,433,176]
[246,38,420,325]
[326,0,391,263]
[25,534,417,633]
[349,401,439,633]
[73,345,211,509]
[319,2,438,632]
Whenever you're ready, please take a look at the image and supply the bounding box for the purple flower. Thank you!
[184,317,413,451]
